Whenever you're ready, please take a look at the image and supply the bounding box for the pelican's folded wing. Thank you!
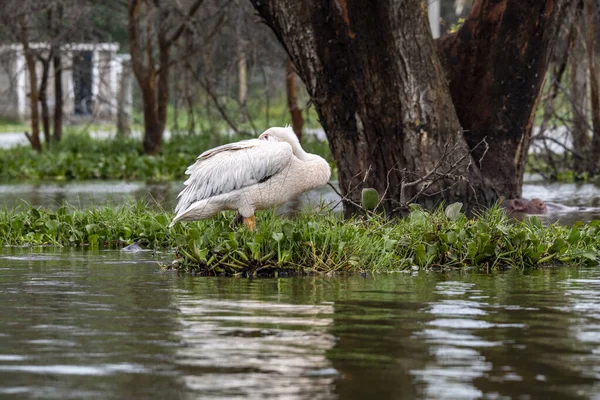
[174,139,293,214]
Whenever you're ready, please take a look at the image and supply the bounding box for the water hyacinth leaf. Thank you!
[188,229,200,240]
[155,215,169,226]
[467,242,478,258]
[361,188,379,210]
[476,221,489,233]
[409,210,427,225]
[279,250,292,263]
[174,234,187,247]
[415,244,427,265]
[272,232,284,242]
[10,220,24,230]
[88,234,99,247]
[408,203,423,212]
[549,238,568,254]
[528,216,543,230]
[482,243,496,256]
[122,226,132,239]
[444,202,463,220]
[225,239,239,250]
[478,233,491,246]
[579,251,598,261]
[426,244,438,259]
[45,220,60,232]
[567,226,580,245]
[282,222,294,239]
[293,231,303,242]
[30,208,40,219]
[384,238,398,251]
[85,224,99,234]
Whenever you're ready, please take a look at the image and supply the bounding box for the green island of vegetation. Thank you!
[1,202,598,276]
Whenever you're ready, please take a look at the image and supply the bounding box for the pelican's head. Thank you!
[259,126,300,148]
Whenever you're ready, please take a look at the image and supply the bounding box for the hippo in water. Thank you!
[501,198,594,215]
[502,198,548,215]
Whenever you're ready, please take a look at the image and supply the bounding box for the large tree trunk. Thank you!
[251,0,495,214]
[140,84,163,155]
[438,0,571,198]
[584,0,600,173]
[19,17,41,152]
[286,59,303,140]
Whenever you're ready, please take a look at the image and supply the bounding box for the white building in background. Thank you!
[428,0,441,39]
[0,43,131,122]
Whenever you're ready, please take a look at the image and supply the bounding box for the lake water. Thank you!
[0,177,599,224]
[1,248,600,399]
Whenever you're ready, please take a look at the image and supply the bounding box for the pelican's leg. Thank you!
[243,216,256,232]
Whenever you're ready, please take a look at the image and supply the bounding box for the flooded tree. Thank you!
[250,0,571,214]
[533,0,600,178]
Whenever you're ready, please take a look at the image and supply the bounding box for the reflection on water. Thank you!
[1,177,599,224]
[2,249,600,399]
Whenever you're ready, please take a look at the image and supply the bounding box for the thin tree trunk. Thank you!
[252,0,494,214]
[19,17,41,152]
[438,0,572,198]
[286,59,303,140]
[262,66,269,128]
[38,56,51,145]
[116,59,132,137]
[239,50,248,123]
[53,50,63,142]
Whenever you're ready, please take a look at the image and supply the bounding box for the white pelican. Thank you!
[170,126,331,231]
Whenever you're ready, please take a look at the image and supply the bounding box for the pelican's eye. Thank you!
[259,134,269,141]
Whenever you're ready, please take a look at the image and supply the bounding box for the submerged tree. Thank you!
[250,0,570,214]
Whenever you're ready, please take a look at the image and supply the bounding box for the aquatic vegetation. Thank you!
[0,132,336,182]
[0,203,598,275]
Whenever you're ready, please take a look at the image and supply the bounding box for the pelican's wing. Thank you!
[174,138,293,214]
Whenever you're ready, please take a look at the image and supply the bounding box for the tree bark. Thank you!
[570,14,592,174]
[52,51,63,142]
[286,59,303,140]
[19,17,41,153]
[116,58,132,137]
[438,0,572,198]
[38,56,51,145]
[238,50,248,123]
[251,0,495,214]
[52,5,63,143]
[584,0,600,172]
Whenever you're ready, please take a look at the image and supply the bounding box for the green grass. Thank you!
[1,202,598,276]
[0,116,27,133]
[0,131,336,182]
